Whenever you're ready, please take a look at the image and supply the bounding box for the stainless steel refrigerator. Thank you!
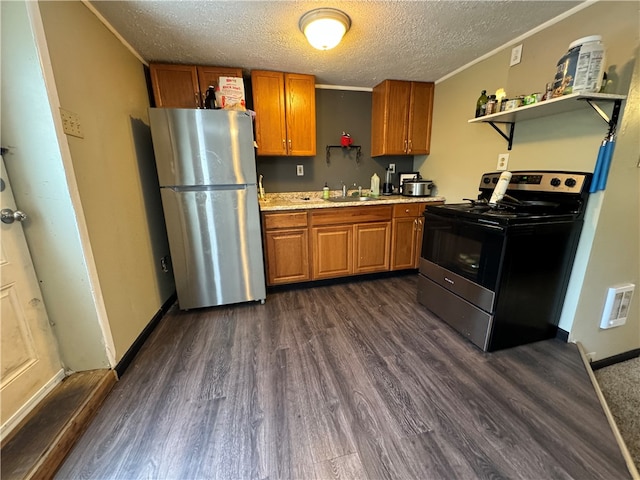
[149,108,266,310]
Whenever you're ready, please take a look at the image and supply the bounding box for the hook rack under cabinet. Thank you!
[326,145,362,163]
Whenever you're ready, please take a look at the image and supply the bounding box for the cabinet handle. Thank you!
[404,139,408,153]
[282,139,286,151]
[408,139,412,153]
[195,92,200,108]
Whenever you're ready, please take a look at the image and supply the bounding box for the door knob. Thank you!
[1,208,27,224]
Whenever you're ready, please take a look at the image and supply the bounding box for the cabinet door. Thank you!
[391,217,418,270]
[251,70,288,156]
[371,80,411,156]
[354,222,391,274]
[265,229,310,285]
[150,64,200,108]
[312,225,352,279]
[285,73,316,156]
[196,66,244,106]
[407,82,434,154]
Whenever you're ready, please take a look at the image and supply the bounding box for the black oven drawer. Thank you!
[419,258,495,313]
[417,274,493,351]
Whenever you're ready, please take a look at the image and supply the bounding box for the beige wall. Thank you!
[2,0,111,370]
[38,1,175,362]
[419,1,639,360]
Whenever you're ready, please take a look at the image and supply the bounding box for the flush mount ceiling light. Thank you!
[299,8,351,50]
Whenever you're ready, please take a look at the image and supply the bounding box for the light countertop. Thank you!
[259,191,445,212]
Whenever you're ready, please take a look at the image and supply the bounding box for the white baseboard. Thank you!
[1,368,66,442]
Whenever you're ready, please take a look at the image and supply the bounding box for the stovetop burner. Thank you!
[426,170,592,226]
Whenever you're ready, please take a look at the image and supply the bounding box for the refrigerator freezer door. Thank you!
[160,184,266,309]
[149,108,257,187]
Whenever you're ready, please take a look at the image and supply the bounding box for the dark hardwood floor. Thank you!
[55,274,631,479]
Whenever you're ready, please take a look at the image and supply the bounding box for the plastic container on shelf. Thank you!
[552,35,606,97]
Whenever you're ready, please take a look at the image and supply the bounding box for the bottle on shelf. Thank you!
[475,90,488,117]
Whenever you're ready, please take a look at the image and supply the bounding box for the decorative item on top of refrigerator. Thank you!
[217,76,246,110]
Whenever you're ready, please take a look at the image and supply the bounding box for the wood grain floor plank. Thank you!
[55,275,632,480]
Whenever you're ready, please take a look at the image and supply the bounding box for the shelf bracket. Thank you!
[486,122,515,151]
[583,98,622,136]
[326,145,362,164]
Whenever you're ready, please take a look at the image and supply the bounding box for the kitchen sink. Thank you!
[326,196,379,202]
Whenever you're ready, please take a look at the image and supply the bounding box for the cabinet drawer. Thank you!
[392,203,424,218]
[311,206,392,226]
[263,211,308,230]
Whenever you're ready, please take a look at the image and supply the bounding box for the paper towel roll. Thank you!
[489,171,512,205]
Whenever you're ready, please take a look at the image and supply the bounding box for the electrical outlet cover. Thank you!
[510,44,523,66]
[497,153,509,171]
[60,107,84,138]
[296,165,304,176]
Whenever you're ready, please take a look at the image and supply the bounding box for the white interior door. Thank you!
[0,156,64,440]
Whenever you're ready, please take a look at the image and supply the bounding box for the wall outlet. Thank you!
[388,163,396,174]
[497,153,509,171]
[296,165,304,176]
[60,108,84,138]
[510,44,523,66]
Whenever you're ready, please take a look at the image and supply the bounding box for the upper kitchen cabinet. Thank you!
[150,63,243,108]
[251,70,316,156]
[371,80,434,156]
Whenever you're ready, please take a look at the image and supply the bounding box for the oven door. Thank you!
[421,212,506,293]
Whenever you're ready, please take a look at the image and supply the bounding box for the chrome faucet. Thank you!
[342,183,347,197]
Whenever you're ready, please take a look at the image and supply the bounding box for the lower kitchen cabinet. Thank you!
[262,202,440,286]
[312,225,353,279]
[354,222,391,273]
[390,202,435,270]
[262,212,310,285]
[310,206,392,280]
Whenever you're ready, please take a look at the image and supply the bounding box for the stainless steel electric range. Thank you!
[417,171,592,352]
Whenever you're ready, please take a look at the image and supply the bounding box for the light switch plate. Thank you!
[510,44,523,66]
[60,108,84,138]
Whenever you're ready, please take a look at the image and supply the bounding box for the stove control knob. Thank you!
[492,178,498,184]
[565,178,577,187]
[483,177,491,184]
[550,177,561,187]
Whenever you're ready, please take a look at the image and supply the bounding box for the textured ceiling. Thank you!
[89,0,583,88]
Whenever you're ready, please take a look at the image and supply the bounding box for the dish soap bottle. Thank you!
[323,182,330,199]
[475,90,488,117]
[371,173,380,197]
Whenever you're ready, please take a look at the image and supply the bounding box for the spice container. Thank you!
[552,35,606,96]
[485,95,498,115]
[504,98,522,111]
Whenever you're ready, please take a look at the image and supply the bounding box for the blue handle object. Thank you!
[597,139,616,191]
[590,141,607,193]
